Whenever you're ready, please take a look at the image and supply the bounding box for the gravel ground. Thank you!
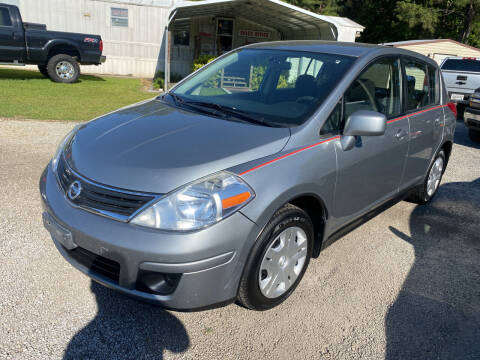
[0,118,479,360]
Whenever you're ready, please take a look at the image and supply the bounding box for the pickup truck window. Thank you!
[441,59,480,72]
[0,7,12,27]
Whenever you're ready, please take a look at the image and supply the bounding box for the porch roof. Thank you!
[169,0,364,42]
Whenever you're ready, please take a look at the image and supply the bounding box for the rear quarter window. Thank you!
[441,59,480,72]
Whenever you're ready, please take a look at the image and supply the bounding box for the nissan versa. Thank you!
[40,41,456,311]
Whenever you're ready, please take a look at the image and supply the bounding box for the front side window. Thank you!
[172,49,355,127]
[111,8,128,27]
[405,59,429,110]
[0,7,12,27]
[344,57,402,121]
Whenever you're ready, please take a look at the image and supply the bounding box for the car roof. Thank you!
[244,40,384,57]
[244,40,439,67]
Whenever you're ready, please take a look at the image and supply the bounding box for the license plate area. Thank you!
[451,93,465,101]
[42,212,77,250]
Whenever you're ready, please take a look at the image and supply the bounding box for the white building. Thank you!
[3,0,364,79]
[382,39,480,65]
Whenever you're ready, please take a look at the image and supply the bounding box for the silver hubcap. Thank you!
[55,61,75,80]
[259,226,308,299]
[427,156,444,196]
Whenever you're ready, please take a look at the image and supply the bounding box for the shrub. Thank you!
[192,55,216,72]
[153,70,164,90]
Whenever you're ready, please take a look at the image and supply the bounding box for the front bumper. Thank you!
[40,164,260,310]
[464,107,480,131]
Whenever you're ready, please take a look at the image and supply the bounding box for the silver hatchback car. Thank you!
[40,41,456,311]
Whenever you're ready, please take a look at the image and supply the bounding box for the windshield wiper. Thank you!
[181,100,275,127]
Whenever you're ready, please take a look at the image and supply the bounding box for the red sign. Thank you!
[239,30,270,39]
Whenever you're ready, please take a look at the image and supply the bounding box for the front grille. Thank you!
[57,155,156,221]
[66,246,120,283]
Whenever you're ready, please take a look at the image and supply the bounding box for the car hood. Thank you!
[67,99,290,193]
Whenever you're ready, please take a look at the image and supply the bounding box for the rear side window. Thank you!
[344,57,402,120]
[441,59,480,72]
[0,7,12,27]
[405,59,429,110]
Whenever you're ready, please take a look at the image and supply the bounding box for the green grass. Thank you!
[0,68,154,121]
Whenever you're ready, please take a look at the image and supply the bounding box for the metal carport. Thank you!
[164,0,364,89]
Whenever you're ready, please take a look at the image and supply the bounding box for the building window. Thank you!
[173,30,190,46]
[111,8,128,27]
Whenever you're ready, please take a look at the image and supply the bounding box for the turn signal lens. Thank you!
[222,191,252,209]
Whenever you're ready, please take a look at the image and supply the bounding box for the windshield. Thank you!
[441,59,480,73]
[171,49,355,127]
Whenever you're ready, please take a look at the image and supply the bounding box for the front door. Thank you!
[330,57,409,230]
[402,58,443,188]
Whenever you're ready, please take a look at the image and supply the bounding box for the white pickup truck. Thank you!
[464,88,480,142]
[441,57,480,105]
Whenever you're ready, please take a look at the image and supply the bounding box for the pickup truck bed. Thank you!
[0,3,105,83]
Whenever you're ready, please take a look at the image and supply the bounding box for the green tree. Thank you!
[285,0,341,15]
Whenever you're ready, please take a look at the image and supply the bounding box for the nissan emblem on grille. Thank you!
[68,180,82,200]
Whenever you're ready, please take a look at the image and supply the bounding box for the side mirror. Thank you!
[341,110,387,151]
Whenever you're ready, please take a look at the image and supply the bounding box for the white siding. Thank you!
[16,0,174,77]
[397,41,480,65]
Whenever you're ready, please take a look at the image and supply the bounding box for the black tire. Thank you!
[38,65,49,78]
[46,54,80,83]
[468,128,480,142]
[237,204,314,311]
[406,150,446,205]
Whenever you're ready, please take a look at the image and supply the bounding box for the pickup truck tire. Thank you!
[37,65,49,78]
[468,128,480,142]
[406,150,446,205]
[47,54,80,83]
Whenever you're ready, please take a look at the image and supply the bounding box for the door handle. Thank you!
[434,117,442,125]
[394,129,408,139]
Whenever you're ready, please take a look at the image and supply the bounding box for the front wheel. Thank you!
[237,204,313,310]
[47,54,80,83]
[406,150,446,205]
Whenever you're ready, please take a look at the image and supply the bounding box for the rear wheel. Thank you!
[406,150,446,205]
[468,128,480,142]
[38,65,49,78]
[237,204,313,310]
[47,54,80,83]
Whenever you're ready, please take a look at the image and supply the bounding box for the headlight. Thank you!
[131,172,254,231]
[51,125,81,172]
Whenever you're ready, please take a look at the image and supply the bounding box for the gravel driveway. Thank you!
[1,118,479,360]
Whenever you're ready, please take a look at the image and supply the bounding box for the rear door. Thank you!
[0,6,23,62]
[401,57,443,189]
[330,56,409,229]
